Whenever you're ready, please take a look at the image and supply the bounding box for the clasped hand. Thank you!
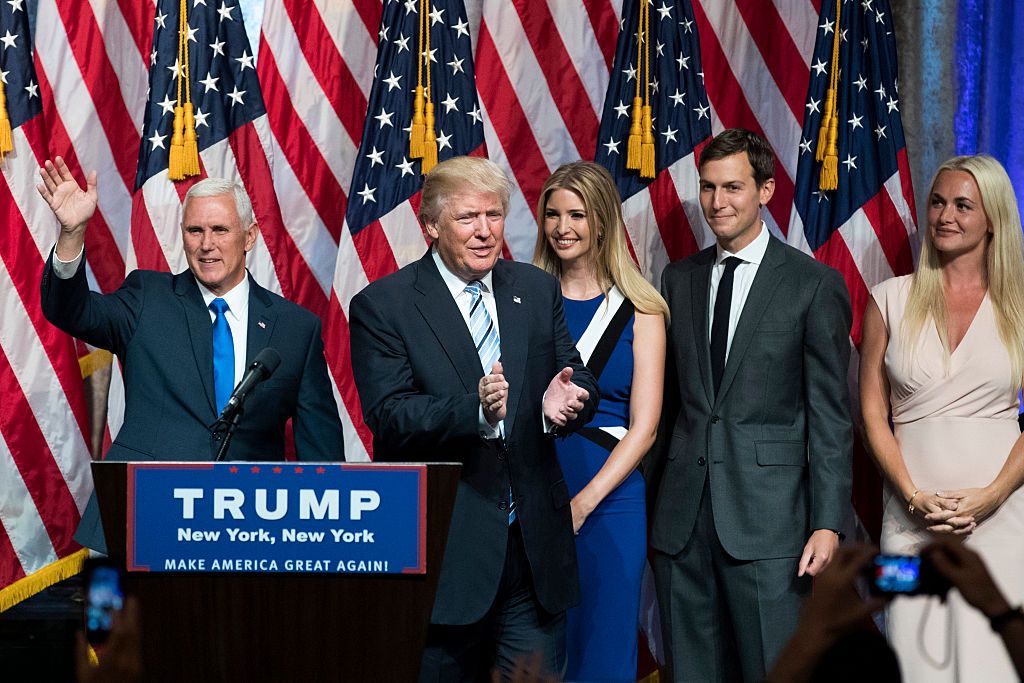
[915,487,1002,535]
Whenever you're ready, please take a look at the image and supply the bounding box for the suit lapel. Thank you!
[715,237,786,404]
[492,261,526,436]
[690,251,714,407]
[175,271,217,415]
[246,275,276,365]
[413,253,485,393]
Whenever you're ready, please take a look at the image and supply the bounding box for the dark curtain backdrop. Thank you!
[894,0,1024,225]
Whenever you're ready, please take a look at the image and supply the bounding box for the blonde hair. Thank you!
[904,154,1024,388]
[532,161,669,320]
[418,156,513,224]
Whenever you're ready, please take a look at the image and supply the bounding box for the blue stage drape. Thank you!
[955,0,1024,210]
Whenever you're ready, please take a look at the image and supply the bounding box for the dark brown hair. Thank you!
[698,128,776,187]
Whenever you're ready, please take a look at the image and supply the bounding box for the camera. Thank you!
[83,558,125,645]
[863,553,950,597]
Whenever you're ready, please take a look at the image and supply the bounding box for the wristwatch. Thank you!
[989,605,1024,632]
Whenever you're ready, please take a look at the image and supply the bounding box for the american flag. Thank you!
[1,0,913,621]
[0,0,93,607]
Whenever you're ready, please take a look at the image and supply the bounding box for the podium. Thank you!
[91,461,460,682]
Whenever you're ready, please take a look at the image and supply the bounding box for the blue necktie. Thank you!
[210,298,235,416]
[465,281,515,524]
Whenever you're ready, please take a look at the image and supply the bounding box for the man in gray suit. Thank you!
[650,129,853,681]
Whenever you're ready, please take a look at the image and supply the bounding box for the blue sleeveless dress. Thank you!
[559,294,646,682]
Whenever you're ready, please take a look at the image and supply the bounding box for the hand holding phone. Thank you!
[863,554,951,597]
[84,559,125,645]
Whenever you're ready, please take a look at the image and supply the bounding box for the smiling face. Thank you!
[543,188,594,268]
[181,194,258,296]
[927,170,991,261]
[699,151,775,253]
[424,190,506,281]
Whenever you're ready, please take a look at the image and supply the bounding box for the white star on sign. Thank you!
[148,129,167,150]
[603,136,621,155]
[226,85,245,106]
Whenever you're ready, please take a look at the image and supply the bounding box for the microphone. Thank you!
[218,347,281,421]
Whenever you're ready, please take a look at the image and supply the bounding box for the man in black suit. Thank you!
[650,129,853,681]
[349,156,598,680]
[37,157,344,553]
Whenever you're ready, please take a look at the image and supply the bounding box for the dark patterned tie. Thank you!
[710,257,741,396]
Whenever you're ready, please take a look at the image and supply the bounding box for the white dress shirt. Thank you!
[431,249,503,439]
[52,246,249,386]
[708,222,770,361]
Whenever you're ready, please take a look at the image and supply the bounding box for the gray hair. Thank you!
[419,156,512,224]
[183,178,255,226]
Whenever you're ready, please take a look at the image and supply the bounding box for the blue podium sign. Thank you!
[126,463,426,574]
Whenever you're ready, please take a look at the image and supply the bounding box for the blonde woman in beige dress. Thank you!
[861,154,1024,681]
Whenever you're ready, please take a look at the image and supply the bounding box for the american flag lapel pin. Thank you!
[258,320,266,329]
[513,296,521,304]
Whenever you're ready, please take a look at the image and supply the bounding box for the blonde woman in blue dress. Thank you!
[861,154,1024,681]
[534,161,668,682]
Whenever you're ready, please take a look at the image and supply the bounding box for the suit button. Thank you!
[499,501,507,510]
[697,457,706,466]
[496,451,505,461]
[710,415,720,424]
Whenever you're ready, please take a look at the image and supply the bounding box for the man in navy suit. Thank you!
[349,156,598,681]
[37,157,344,553]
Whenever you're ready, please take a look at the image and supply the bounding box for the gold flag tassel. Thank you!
[410,0,427,159]
[169,0,199,180]
[638,0,656,179]
[419,0,438,174]
[625,1,645,171]
[0,75,12,161]
[817,0,842,191]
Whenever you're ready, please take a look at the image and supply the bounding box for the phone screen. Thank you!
[85,563,124,645]
[868,554,922,594]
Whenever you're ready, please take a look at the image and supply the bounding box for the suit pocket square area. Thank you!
[754,440,807,467]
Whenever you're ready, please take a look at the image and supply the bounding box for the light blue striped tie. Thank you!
[466,281,515,524]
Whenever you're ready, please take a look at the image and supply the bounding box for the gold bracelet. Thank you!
[907,489,921,515]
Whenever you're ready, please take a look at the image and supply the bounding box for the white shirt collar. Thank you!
[196,273,250,319]
[715,220,770,266]
[431,247,495,297]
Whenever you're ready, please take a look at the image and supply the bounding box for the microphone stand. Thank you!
[211,406,244,462]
